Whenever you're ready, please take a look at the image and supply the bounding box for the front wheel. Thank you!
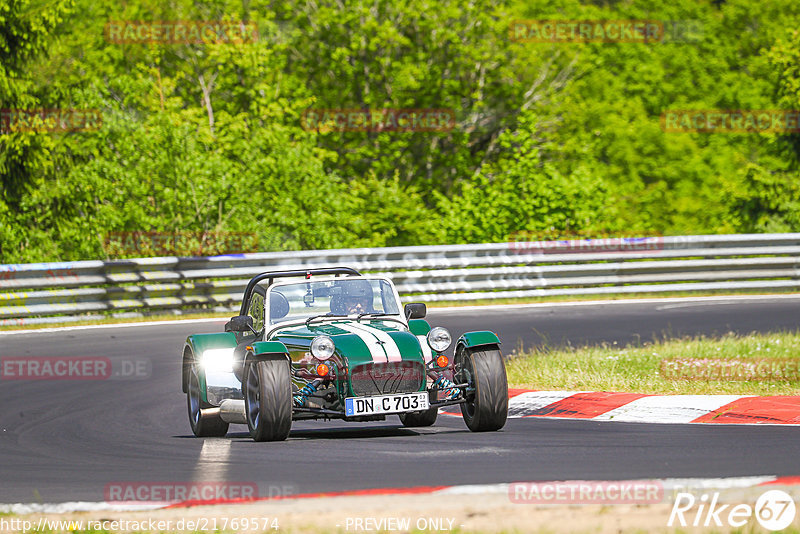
[454,346,508,432]
[244,358,292,442]
[187,366,229,437]
[399,405,438,427]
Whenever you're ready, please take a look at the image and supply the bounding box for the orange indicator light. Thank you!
[317,363,330,376]
[436,355,449,368]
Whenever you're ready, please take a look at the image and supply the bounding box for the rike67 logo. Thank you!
[669,490,797,530]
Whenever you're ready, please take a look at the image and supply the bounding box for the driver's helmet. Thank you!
[332,279,373,314]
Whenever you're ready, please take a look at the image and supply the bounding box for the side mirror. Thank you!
[404,303,427,319]
[225,315,254,333]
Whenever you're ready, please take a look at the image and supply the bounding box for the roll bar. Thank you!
[238,267,361,316]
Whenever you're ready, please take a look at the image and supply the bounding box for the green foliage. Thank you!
[0,0,74,200]
[2,0,800,263]
[438,110,620,243]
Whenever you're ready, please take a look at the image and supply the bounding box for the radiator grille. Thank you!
[350,361,425,396]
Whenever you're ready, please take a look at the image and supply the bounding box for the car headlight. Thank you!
[310,335,335,360]
[201,348,234,373]
[427,327,452,353]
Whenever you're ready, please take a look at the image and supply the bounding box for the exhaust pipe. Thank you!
[218,399,247,424]
[201,407,221,417]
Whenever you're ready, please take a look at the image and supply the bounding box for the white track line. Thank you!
[1,476,788,514]
[0,502,164,514]
[3,294,800,336]
[432,294,800,314]
[0,317,225,336]
[434,476,782,496]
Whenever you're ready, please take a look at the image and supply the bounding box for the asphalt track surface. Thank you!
[1,296,799,504]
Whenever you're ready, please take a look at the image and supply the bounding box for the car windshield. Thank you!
[267,278,401,325]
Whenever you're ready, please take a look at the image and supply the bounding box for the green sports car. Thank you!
[181,267,508,441]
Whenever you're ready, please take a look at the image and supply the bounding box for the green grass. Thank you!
[505,331,800,395]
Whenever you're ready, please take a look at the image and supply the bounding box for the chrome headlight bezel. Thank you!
[310,335,336,360]
[427,326,452,353]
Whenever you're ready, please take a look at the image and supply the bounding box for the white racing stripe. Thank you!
[347,322,403,362]
[333,323,386,362]
[417,335,433,364]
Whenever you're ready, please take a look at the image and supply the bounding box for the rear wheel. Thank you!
[187,366,229,437]
[399,406,438,427]
[244,358,292,442]
[454,346,508,432]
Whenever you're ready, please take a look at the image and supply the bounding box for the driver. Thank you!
[336,280,374,315]
[343,294,371,315]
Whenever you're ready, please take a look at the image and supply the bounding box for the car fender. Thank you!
[408,319,431,336]
[455,331,501,355]
[182,332,238,395]
[243,341,291,369]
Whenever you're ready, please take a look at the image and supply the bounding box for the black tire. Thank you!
[399,406,438,427]
[455,346,508,432]
[187,366,229,437]
[244,358,292,442]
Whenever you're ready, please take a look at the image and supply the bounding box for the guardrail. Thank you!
[2,233,799,325]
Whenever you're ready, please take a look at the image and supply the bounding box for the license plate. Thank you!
[345,392,428,416]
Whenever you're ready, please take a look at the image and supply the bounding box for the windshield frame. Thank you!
[263,276,406,333]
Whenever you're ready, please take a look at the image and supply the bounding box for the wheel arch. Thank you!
[182,332,238,394]
[181,344,193,393]
[243,341,291,369]
[455,331,502,355]
[247,341,290,361]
